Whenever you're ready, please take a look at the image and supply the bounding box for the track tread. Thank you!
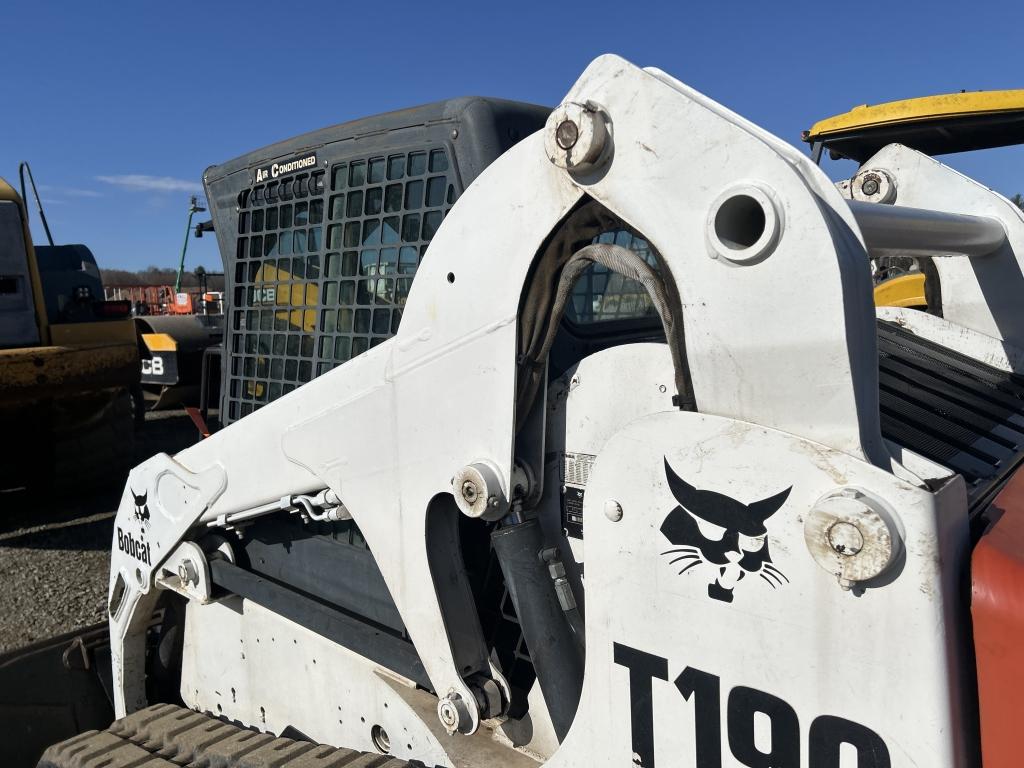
[36,704,414,768]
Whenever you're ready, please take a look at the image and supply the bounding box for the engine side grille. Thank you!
[877,319,1024,503]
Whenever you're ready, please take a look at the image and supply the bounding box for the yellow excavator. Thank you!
[0,163,139,494]
[804,88,1024,312]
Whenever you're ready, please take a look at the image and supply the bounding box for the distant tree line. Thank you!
[101,266,224,291]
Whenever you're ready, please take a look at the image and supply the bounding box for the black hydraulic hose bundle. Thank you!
[515,230,695,432]
[544,242,690,405]
[499,228,696,741]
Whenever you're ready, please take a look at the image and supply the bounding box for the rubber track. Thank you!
[37,702,414,768]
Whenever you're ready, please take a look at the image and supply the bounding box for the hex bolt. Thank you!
[861,176,880,196]
[604,499,624,522]
[555,119,580,150]
[461,481,478,504]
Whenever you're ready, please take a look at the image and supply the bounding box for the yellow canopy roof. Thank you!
[0,176,21,204]
[804,90,1024,161]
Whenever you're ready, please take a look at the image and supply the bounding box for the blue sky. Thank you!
[3,1,1023,272]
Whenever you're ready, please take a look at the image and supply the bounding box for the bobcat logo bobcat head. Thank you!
[131,489,151,527]
[660,459,790,603]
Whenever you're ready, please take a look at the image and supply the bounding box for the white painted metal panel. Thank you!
[863,144,1024,345]
[549,410,969,767]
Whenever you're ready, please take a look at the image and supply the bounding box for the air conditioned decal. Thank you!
[660,459,790,602]
[254,152,318,183]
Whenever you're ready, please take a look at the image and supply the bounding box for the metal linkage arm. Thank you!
[849,199,1006,258]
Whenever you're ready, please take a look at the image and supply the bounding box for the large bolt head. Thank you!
[555,119,580,150]
[438,699,458,729]
[177,559,198,586]
[804,488,901,590]
[437,693,472,734]
[852,168,896,203]
[452,462,508,521]
[544,101,611,173]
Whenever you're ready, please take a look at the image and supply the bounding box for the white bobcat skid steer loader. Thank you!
[38,55,1024,768]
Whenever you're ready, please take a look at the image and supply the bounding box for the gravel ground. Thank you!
[0,410,202,654]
